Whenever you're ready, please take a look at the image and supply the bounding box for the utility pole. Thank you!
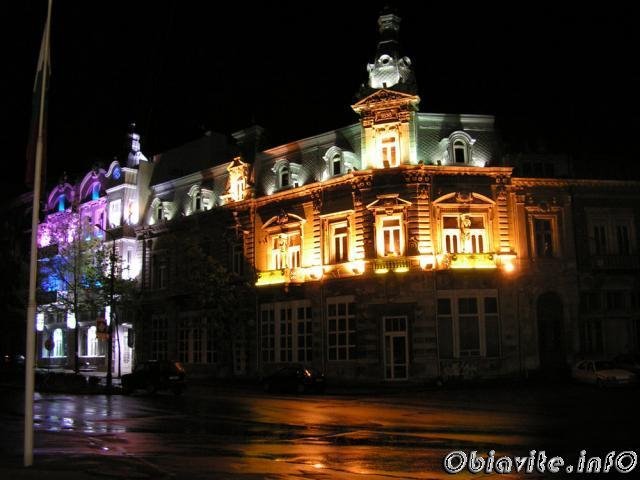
[95,223,116,393]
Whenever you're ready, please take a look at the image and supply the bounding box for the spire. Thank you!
[358,6,417,98]
[124,122,148,168]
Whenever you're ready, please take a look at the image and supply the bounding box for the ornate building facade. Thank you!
[33,10,640,382]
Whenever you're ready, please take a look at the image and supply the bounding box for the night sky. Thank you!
[4,1,639,201]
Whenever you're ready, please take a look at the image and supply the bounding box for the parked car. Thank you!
[121,360,186,395]
[613,353,640,375]
[571,359,636,386]
[263,365,325,394]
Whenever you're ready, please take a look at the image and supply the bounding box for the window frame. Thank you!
[436,291,500,359]
[527,213,561,259]
[326,296,356,361]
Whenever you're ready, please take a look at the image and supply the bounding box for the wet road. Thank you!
[1,382,639,479]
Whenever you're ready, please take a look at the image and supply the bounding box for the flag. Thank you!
[25,0,52,190]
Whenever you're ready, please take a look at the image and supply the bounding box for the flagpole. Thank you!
[24,0,52,467]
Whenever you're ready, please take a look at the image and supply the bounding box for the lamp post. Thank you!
[95,223,116,393]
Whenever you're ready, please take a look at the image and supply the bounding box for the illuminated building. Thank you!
[30,9,640,382]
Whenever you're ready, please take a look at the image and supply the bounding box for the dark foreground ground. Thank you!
[0,377,639,479]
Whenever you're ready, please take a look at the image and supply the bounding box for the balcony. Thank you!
[590,255,640,271]
[441,253,498,270]
[374,257,410,274]
[255,269,287,286]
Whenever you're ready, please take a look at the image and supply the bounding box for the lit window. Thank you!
[194,191,202,212]
[442,214,487,254]
[375,214,404,257]
[52,328,65,358]
[87,326,98,357]
[108,199,122,227]
[271,235,284,270]
[287,233,301,269]
[92,183,100,201]
[380,135,399,167]
[330,222,349,263]
[233,177,245,201]
[270,232,301,269]
[57,195,66,212]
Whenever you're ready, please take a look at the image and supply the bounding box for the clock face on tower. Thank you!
[113,166,121,180]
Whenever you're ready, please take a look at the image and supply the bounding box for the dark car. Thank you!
[121,360,186,395]
[613,353,640,375]
[263,365,325,394]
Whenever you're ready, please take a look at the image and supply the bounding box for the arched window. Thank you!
[233,177,245,201]
[194,191,202,212]
[453,140,467,164]
[279,164,290,188]
[53,328,64,357]
[92,183,101,201]
[332,153,342,176]
[57,195,66,212]
[156,202,164,222]
[87,326,98,357]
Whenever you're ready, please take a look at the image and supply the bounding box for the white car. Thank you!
[572,359,636,386]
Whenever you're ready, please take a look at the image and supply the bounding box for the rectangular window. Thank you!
[151,316,168,360]
[153,255,168,289]
[327,299,356,361]
[205,318,218,364]
[437,294,500,358]
[261,306,275,363]
[232,243,244,275]
[287,233,301,269]
[442,215,487,254]
[534,218,554,257]
[271,236,284,270]
[616,224,630,255]
[330,222,349,263]
[593,225,607,255]
[260,301,311,363]
[108,199,122,228]
[279,307,293,362]
[458,298,480,356]
[297,306,313,362]
[437,298,454,359]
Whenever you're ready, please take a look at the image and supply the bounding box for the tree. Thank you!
[151,230,254,367]
[37,212,137,372]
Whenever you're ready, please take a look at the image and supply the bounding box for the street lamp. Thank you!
[95,223,116,393]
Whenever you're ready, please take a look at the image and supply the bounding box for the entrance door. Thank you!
[537,292,565,371]
[384,316,408,380]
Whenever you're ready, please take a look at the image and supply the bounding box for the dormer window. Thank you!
[280,165,290,188]
[194,191,202,212]
[332,153,342,176]
[272,159,302,191]
[381,135,399,167]
[453,140,466,164]
[233,177,245,201]
[57,195,66,212]
[446,132,476,166]
[91,183,100,201]
[156,202,164,222]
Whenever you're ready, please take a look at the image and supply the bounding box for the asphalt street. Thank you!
[1,381,639,479]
